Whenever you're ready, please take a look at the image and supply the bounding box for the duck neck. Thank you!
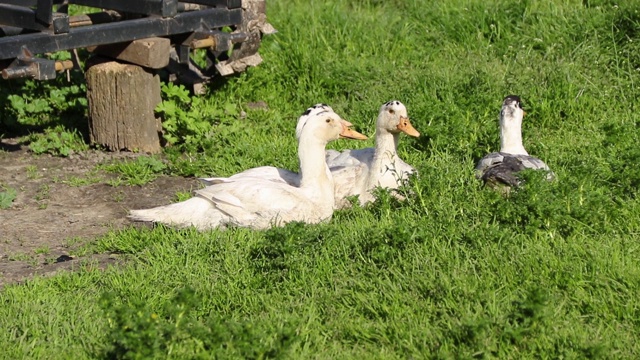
[366,129,399,187]
[499,117,528,155]
[298,136,334,196]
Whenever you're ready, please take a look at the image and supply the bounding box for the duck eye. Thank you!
[325,119,331,123]
[388,109,395,115]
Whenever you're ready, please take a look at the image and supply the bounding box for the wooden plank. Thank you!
[90,37,170,69]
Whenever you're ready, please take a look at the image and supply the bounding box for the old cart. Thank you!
[0,0,275,151]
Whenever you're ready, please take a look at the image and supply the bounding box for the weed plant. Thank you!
[1,0,640,358]
[101,156,168,186]
[0,51,87,133]
[0,186,17,209]
[21,124,89,156]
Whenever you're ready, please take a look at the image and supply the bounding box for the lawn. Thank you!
[2,0,640,358]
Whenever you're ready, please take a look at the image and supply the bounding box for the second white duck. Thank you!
[326,100,420,206]
[202,101,421,208]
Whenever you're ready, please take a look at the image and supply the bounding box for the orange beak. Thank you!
[397,116,420,137]
[339,119,368,140]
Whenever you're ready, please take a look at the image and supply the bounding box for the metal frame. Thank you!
[0,0,247,80]
[0,4,68,33]
[0,8,241,59]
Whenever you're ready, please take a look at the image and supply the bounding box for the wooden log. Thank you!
[88,37,170,69]
[86,61,162,153]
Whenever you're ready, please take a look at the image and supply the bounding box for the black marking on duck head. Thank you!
[503,95,522,109]
[301,103,331,117]
[298,110,331,134]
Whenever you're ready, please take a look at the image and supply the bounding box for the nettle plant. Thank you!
[23,124,89,157]
[0,186,17,209]
[156,82,239,151]
[1,51,87,129]
[1,51,89,156]
[101,155,168,186]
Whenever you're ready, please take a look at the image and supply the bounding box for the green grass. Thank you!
[101,156,168,186]
[2,0,640,358]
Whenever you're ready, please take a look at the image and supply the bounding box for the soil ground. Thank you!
[0,138,201,289]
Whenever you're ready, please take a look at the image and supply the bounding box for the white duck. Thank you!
[325,100,420,206]
[128,107,367,230]
[475,95,553,188]
[201,101,420,208]
[199,104,342,188]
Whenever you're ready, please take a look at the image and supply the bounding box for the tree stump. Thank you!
[86,61,162,153]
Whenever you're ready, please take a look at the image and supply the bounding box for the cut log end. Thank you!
[86,61,162,153]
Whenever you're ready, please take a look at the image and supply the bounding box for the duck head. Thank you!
[500,95,525,122]
[377,100,420,137]
[296,103,334,138]
[296,107,367,143]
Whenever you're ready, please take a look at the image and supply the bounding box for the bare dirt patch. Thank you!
[0,139,201,288]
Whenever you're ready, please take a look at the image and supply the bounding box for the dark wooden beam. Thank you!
[36,0,53,25]
[69,0,178,17]
[0,8,242,60]
[184,0,242,9]
[0,4,69,33]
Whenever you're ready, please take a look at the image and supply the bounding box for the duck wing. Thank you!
[330,163,369,208]
[475,152,505,178]
[195,178,326,229]
[515,154,552,171]
[480,155,526,188]
[326,148,375,167]
[478,153,554,189]
[199,166,300,187]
